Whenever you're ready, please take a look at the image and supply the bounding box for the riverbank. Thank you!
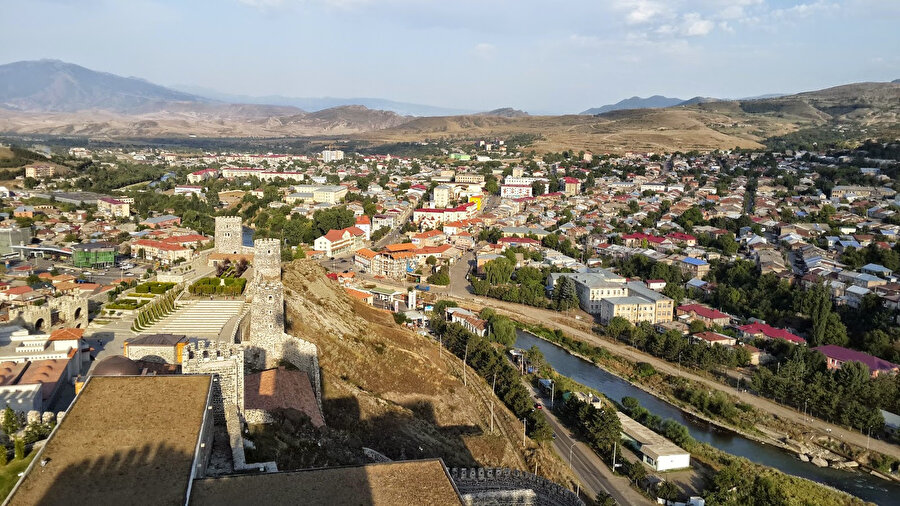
[515,329,885,504]
[516,321,900,482]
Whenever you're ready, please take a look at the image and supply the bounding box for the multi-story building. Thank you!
[131,239,192,264]
[562,177,581,196]
[321,150,345,163]
[433,185,452,208]
[455,173,484,184]
[679,257,710,278]
[24,165,55,178]
[97,197,130,218]
[500,184,533,199]
[548,270,673,324]
[313,185,348,204]
[313,226,366,257]
[72,243,116,268]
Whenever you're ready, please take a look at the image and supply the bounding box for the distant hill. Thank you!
[580,95,684,115]
[0,60,414,136]
[476,107,529,117]
[677,96,720,106]
[363,82,900,153]
[0,59,208,113]
[173,85,472,117]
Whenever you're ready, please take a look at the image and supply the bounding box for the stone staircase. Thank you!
[144,300,247,338]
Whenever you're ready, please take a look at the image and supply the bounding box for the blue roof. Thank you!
[862,263,892,273]
[682,257,708,266]
[141,214,179,224]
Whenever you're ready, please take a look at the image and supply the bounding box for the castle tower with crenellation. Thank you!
[214,216,243,254]
[253,238,281,281]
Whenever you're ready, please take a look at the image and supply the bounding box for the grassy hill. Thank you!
[273,259,576,486]
[357,82,900,153]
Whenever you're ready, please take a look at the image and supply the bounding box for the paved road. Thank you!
[525,383,652,506]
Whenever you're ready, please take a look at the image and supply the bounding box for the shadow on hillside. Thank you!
[323,394,482,468]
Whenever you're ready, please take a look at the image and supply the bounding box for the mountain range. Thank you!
[0,59,897,153]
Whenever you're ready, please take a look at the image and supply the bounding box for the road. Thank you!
[526,383,652,506]
[356,258,900,460]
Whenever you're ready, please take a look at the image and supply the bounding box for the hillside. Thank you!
[277,260,576,485]
[359,82,900,153]
[477,108,529,118]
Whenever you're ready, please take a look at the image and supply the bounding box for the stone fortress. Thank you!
[184,216,321,413]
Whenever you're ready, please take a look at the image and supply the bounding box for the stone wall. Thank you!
[126,344,177,364]
[449,468,584,506]
[182,340,245,423]
[8,295,88,331]
[214,216,243,254]
[224,402,278,473]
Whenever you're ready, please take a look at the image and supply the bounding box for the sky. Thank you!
[0,0,898,114]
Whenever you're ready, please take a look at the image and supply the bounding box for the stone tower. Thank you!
[249,281,284,341]
[215,216,243,254]
[253,238,281,281]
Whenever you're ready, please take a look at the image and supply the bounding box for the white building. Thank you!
[500,184,532,199]
[321,150,345,163]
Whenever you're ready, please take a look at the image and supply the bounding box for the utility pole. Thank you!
[490,372,497,434]
[550,381,555,409]
[490,401,494,434]
[463,342,468,387]
[612,442,617,472]
[569,443,574,465]
[522,418,527,447]
[866,426,871,451]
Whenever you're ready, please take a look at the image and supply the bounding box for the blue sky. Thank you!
[1,0,897,113]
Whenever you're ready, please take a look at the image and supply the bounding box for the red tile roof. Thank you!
[738,322,805,344]
[677,304,729,321]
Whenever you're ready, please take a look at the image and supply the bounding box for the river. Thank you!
[515,330,897,504]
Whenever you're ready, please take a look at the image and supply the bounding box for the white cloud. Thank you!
[682,13,714,36]
[473,42,497,60]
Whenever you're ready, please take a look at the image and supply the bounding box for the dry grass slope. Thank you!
[281,259,576,488]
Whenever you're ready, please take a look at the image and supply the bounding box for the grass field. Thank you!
[0,450,36,501]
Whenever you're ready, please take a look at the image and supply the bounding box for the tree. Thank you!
[425,255,437,266]
[484,257,514,285]
[553,276,579,311]
[427,266,450,285]
[1,407,18,437]
[656,481,680,502]
[625,459,647,483]
[489,315,516,347]
[14,437,24,460]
